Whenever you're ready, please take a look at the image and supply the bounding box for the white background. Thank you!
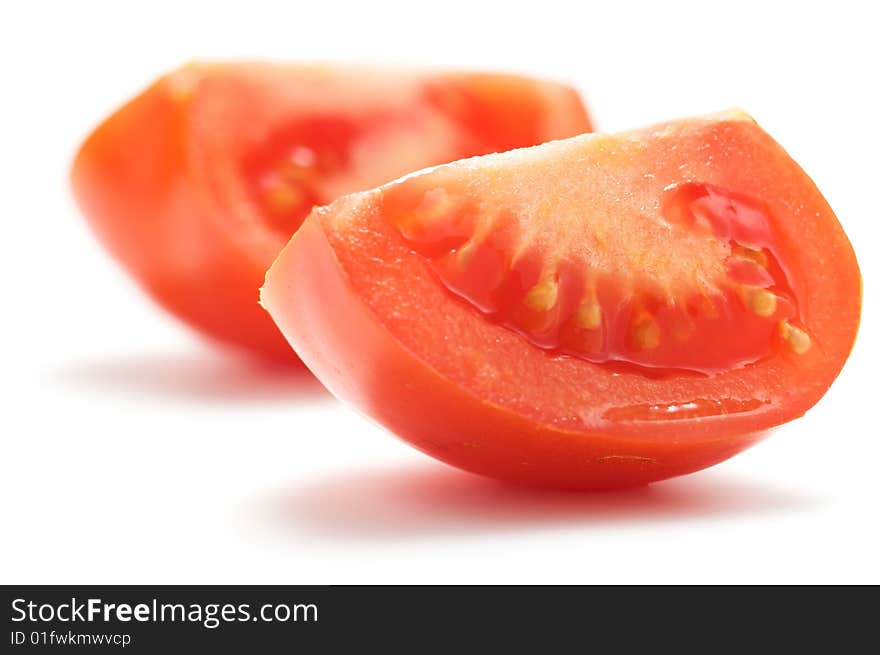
[2,0,877,584]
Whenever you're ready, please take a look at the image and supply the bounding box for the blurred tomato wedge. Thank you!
[71,62,592,359]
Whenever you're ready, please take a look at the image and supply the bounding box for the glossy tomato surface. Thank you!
[262,110,861,488]
[71,62,592,359]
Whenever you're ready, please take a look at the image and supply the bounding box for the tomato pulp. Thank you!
[262,110,861,488]
[71,62,591,359]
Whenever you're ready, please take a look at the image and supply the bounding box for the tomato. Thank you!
[71,62,592,359]
[262,110,861,489]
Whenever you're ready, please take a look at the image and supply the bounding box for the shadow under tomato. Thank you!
[264,462,819,541]
[54,349,332,406]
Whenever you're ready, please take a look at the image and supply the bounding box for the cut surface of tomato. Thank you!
[262,110,861,488]
[72,62,591,359]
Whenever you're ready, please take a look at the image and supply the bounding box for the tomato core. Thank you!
[385,180,811,376]
[241,116,363,238]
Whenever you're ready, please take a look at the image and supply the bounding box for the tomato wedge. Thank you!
[262,110,861,489]
[71,62,591,359]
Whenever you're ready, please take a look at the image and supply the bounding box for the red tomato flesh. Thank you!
[71,62,591,359]
[262,110,861,488]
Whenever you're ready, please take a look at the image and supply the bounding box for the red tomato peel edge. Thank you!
[261,110,861,489]
[71,61,592,360]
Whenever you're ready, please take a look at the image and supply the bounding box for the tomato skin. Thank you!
[71,63,591,360]
[264,213,764,489]
[72,73,289,357]
[262,111,860,488]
